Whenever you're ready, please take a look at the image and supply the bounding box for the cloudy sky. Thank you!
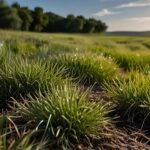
[6,0,150,31]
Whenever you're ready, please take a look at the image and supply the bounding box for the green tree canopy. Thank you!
[83,18,96,33]
[12,3,33,31]
[70,18,84,32]
[30,7,48,32]
[0,1,22,30]
[0,1,108,33]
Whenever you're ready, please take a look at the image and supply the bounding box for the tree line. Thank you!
[0,0,108,33]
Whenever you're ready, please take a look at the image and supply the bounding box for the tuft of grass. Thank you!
[51,54,117,86]
[0,59,64,109]
[0,115,47,150]
[114,53,150,72]
[0,42,12,66]
[104,71,150,123]
[6,133,46,150]
[0,129,46,150]
[142,42,150,49]
[0,115,7,150]
[31,43,74,61]
[4,39,36,56]
[15,82,109,147]
[95,47,150,71]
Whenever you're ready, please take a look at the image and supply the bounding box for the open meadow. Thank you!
[0,30,150,149]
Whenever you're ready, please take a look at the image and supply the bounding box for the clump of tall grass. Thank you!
[0,44,5,65]
[142,42,150,49]
[51,54,117,86]
[0,40,26,68]
[95,47,150,71]
[113,53,150,71]
[0,59,64,109]
[31,43,74,61]
[0,115,46,150]
[0,115,7,150]
[0,41,11,66]
[104,71,150,123]
[47,43,73,55]
[4,39,36,56]
[15,82,109,148]
[0,132,46,150]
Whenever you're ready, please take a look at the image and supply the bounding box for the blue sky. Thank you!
[6,0,150,31]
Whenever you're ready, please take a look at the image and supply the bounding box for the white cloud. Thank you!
[108,18,150,31]
[124,17,150,23]
[94,9,118,17]
[116,0,150,8]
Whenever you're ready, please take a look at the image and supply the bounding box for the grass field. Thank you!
[0,30,150,149]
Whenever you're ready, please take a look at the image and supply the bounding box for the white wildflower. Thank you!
[0,41,4,48]
[100,53,104,56]
[75,47,79,51]
[119,88,123,91]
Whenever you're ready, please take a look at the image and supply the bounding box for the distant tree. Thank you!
[12,3,33,31]
[11,2,20,9]
[30,7,48,32]
[0,1,22,30]
[67,14,75,20]
[83,18,96,33]
[95,20,107,32]
[0,1,108,33]
[77,15,85,20]
[44,12,64,32]
[0,0,4,5]
[64,15,75,32]
[19,8,33,31]
[70,17,84,32]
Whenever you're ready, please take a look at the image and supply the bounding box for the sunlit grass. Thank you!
[15,81,109,147]
[0,115,46,150]
[0,58,64,110]
[1,30,150,148]
[51,53,118,86]
[104,71,150,123]
[95,47,150,71]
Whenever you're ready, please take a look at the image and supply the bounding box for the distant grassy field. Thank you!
[0,30,150,149]
[1,30,150,50]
